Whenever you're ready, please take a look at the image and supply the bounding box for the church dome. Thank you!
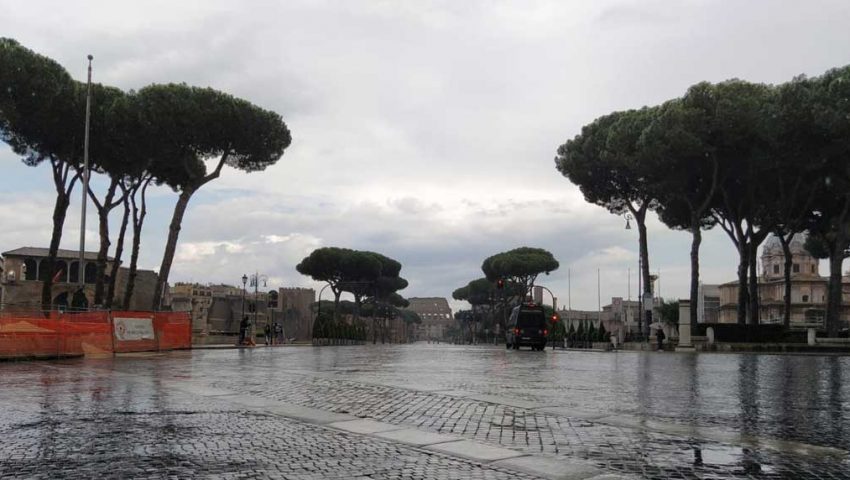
[762,233,808,257]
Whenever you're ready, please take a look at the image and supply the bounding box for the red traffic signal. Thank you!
[551,314,559,323]
[497,279,505,289]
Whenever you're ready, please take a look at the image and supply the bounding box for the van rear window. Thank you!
[517,310,545,328]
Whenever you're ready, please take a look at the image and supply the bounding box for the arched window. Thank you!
[52,261,68,283]
[23,259,37,281]
[69,261,80,283]
[84,263,97,284]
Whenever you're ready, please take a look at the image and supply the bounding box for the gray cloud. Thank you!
[0,0,848,312]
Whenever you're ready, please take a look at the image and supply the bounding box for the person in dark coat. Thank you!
[655,327,665,351]
[238,316,249,345]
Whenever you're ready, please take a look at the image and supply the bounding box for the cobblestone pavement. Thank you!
[0,362,543,479]
[2,344,850,479]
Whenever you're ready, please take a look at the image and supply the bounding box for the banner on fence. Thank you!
[113,317,155,341]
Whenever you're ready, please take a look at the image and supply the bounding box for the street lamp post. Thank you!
[624,213,646,342]
[240,274,248,344]
[536,285,558,349]
[247,272,268,344]
[315,283,330,344]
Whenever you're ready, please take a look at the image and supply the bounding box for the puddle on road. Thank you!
[694,445,775,474]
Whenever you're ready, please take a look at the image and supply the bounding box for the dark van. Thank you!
[506,303,548,351]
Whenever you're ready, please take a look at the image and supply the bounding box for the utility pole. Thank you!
[78,55,93,297]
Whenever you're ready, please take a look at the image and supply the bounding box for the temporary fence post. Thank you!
[155,315,161,352]
[109,311,116,355]
[58,310,63,358]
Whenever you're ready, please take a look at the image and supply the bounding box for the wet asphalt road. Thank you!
[1,344,850,479]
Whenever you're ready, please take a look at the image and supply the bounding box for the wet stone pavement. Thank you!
[1,344,850,479]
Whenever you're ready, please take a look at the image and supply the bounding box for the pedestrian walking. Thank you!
[655,327,665,351]
[238,316,248,346]
[275,322,283,344]
[264,322,272,346]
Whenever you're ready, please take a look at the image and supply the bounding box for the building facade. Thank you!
[278,287,315,341]
[718,234,850,328]
[0,247,157,310]
[407,297,453,341]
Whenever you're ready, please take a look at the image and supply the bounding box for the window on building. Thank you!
[23,258,38,281]
[52,261,67,283]
[811,265,816,273]
[773,265,779,274]
[805,309,825,325]
[802,295,809,303]
[793,264,800,273]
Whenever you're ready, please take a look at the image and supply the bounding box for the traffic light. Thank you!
[497,279,505,289]
[551,314,559,323]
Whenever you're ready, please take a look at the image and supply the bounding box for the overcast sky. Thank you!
[2,0,850,312]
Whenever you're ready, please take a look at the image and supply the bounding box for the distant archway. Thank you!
[71,289,89,310]
[69,261,80,283]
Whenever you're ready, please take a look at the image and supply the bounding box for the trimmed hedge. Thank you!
[695,324,807,343]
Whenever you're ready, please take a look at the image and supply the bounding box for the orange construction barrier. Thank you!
[0,310,191,360]
[154,312,192,350]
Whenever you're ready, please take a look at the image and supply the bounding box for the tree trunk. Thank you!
[779,234,793,329]
[106,196,130,309]
[748,240,760,325]
[689,224,701,330]
[354,294,362,323]
[152,188,195,310]
[123,177,151,310]
[332,289,341,322]
[826,245,845,337]
[736,242,749,325]
[635,207,652,337]
[93,179,119,306]
[150,154,229,310]
[40,190,71,310]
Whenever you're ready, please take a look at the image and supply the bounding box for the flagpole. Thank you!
[78,55,93,290]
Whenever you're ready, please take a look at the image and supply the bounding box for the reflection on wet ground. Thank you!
[2,344,850,479]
